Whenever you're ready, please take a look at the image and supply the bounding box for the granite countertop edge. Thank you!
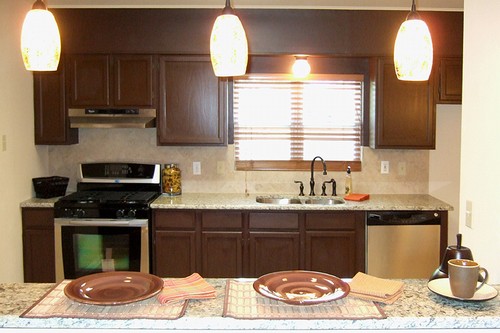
[20,193,454,211]
[0,279,498,330]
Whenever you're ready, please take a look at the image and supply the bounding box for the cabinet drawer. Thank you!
[249,212,299,230]
[305,212,356,230]
[154,210,196,229]
[202,211,243,230]
[22,208,54,229]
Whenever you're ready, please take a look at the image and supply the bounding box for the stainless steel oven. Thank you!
[54,162,161,282]
[54,218,149,282]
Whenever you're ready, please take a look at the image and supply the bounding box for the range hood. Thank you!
[69,109,156,129]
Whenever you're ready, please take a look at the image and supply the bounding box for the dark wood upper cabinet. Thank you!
[370,57,436,149]
[67,54,155,108]
[33,62,78,145]
[157,55,227,145]
[436,57,463,104]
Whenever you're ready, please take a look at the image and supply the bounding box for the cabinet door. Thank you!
[370,57,435,149]
[305,212,365,277]
[158,55,227,145]
[33,63,78,145]
[249,232,300,277]
[113,55,155,107]
[154,230,197,278]
[22,208,55,283]
[436,57,462,104]
[68,54,111,107]
[202,231,243,277]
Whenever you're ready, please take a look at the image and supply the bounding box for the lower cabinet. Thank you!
[22,208,56,283]
[248,212,300,277]
[153,209,365,278]
[153,210,197,278]
[305,212,365,278]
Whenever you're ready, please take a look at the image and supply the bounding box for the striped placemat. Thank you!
[21,280,187,320]
[223,279,386,320]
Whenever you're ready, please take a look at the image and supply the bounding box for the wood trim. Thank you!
[235,160,361,172]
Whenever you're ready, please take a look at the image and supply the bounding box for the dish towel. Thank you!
[348,272,404,304]
[158,273,216,304]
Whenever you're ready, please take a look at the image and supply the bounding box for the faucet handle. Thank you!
[322,179,337,196]
[294,180,305,196]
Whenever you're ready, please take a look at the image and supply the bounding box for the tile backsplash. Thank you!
[48,128,429,195]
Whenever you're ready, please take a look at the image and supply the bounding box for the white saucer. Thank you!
[428,278,498,301]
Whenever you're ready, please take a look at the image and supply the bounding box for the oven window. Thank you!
[61,226,142,279]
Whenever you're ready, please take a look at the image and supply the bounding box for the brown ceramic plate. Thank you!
[253,270,350,305]
[64,271,164,305]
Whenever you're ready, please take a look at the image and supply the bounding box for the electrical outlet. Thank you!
[192,161,201,175]
[381,161,390,174]
[1,135,6,152]
[465,200,473,228]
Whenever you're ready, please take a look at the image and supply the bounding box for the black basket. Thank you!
[32,176,69,198]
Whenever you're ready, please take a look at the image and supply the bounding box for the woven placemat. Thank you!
[223,279,386,320]
[21,280,187,320]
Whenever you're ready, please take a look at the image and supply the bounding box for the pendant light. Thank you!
[292,56,311,79]
[21,0,61,71]
[393,0,433,81]
[210,0,248,77]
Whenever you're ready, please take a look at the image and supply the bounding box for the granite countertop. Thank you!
[20,193,453,211]
[0,279,498,331]
[151,193,453,211]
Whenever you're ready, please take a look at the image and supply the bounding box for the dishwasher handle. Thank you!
[367,211,441,226]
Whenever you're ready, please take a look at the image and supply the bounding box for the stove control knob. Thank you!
[63,208,73,218]
[75,209,85,218]
[116,209,125,218]
[128,209,136,218]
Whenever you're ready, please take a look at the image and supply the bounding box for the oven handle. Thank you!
[54,218,148,227]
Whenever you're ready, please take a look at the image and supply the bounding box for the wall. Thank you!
[48,130,430,196]
[460,0,500,284]
[0,0,50,282]
[429,104,462,245]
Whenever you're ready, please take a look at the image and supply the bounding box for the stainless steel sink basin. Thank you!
[304,197,345,205]
[255,197,302,205]
[256,196,344,206]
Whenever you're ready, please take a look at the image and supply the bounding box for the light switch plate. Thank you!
[381,161,389,174]
[193,161,201,175]
[465,200,472,228]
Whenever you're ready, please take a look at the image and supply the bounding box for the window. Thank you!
[233,74,363,171]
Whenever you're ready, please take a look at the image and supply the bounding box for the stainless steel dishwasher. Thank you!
[366,211,441,279]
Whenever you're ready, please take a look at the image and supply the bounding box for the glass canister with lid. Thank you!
[162,163,182,196]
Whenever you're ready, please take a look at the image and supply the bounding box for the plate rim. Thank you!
[64,271,164,306]
[252,270,350,305]
[427,278,499,302]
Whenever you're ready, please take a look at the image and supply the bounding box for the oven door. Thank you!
[54,218,149,282]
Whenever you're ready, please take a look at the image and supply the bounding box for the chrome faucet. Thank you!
[309,156,327,196]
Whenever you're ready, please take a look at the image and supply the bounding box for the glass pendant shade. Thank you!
[210,1,248,77]
[394,1,433,81]
[292,57,311,79]
[21,0,61,71]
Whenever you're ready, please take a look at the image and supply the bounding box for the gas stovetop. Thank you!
[54,162,161,220]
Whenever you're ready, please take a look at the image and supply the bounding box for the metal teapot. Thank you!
[429,233,474,281]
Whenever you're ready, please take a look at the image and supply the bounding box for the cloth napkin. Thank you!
[348,272,404,304]
[158,273,216,304]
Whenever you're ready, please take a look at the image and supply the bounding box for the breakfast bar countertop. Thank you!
[0,279,498,331]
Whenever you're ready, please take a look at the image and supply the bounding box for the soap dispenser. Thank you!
[344,166,352,195]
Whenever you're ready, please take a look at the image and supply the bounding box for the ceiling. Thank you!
[48,0,464,11]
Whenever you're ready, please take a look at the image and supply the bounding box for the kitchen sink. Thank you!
[256,196,344,206]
